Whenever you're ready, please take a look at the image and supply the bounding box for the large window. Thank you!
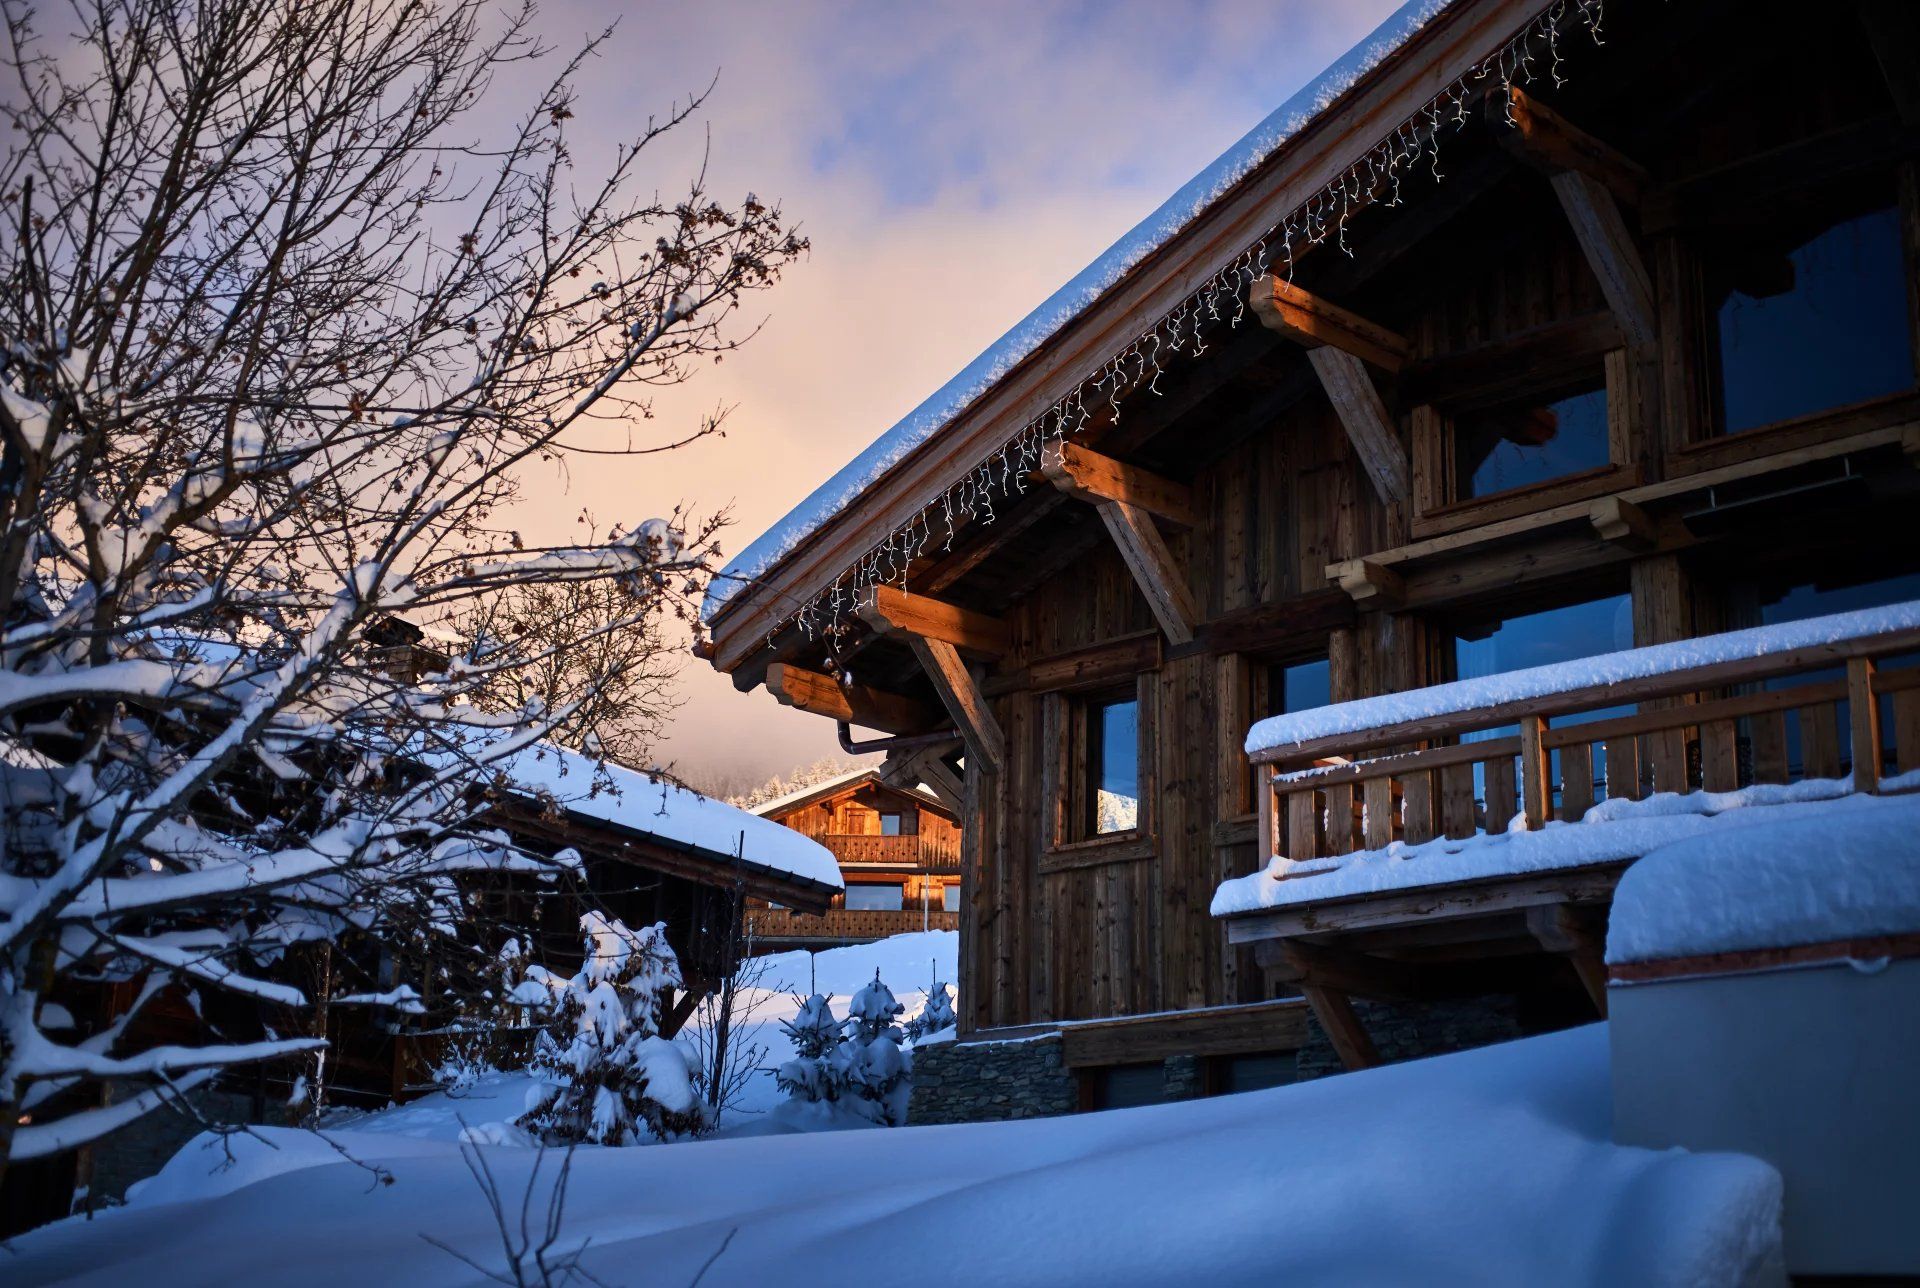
[1086,694,1140,837]
[1713,204,1913,435]
[844,884,903,912]
[1454,381,1610,499]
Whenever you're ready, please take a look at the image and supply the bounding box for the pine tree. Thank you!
[774,993,844,1105]
[906,975,957,1042]
[839,971,912,1126]
[517,914,704,1145]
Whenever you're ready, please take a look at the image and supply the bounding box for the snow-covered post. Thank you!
[0,0,805,1186]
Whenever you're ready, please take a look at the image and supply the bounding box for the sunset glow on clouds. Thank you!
[513,0,1403,782]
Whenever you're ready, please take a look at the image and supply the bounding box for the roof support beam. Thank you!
[881,741,965,813]
[908,636,1005,774]
[1526,904,1609,1015]
[1097,499,1199,645]
[764,663,938,735]
[1551,170,1658,349]
[1250,274,1410,373]
[857,584,1010,657]
[1306,347,1411,505]
[1040,441,1194,527]
[1499,86,1651,203]
[1859,0,1920,128]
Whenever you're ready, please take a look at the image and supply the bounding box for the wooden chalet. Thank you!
[701,0,1920,1088]
[744,767,963,947]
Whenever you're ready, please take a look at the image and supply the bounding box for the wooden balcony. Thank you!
[746,905,960,946]
[819,832,962,870]
[1224,604,1920,1074]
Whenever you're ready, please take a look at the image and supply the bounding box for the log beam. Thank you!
[1328,557,1405,609]
[1041,441,1194,527]
[764,663,938,735]
[910,636,1006,774]
[1499,86,1651,203]
[1526,904,1609,1015]
[1860,0,1920,128]
[857,584,1010,656]
[1588,495,1657,550]
[1550,170,1658,349]
[1250,274,1411,373]
[1096,499,1199,644]
[1300,983,1379,1071]
[1307,347,1411,505]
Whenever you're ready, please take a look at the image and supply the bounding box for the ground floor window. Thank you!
[844,884,903,912]
[1083,1062,1164,1110]
[1213,1050,1298,1095]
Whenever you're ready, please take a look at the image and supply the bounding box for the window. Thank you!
[1713,204,1912,435]
[878,812,903,837]
[843,884,903,912]
[1086,694,1140,837]
[1214,1051,1298,1095]
[942,884,960,913]
[1245,656,1332,813]
[1454,381,1610,499]
[1083,1062,1164,1111]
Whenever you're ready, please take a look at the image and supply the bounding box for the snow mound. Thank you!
[1606,795,1920,966]
[9,1026,1783,1287]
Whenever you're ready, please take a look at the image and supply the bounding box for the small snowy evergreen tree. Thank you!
[905,977,957,1042]
[517,915,703,1145]
[774,993,844,1106]
[839,971,912,1126]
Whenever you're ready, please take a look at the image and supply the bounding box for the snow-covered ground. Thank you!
[6,1024,1783,1287]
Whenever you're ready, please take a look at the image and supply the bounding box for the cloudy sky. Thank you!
[509,0,1403,787]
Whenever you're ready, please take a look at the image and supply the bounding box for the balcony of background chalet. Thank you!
[1216,601,1920,1072]
[818,831,962,871]
[746,904,960,947]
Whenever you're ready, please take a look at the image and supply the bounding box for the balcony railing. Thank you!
[746,906,960,944]
[819,833,962,870]
[1251,605,1920,863]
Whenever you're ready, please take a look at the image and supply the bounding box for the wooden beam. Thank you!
[915,753,966,814]
[1848,657,1883,795]
[1260,940,1440,1004]
[1526,904,1609,1016]
[1096,499,1199,644]
[1328,557,1405,609]
[1040,441,1195,527]
[1201,589,1357,656]
[857,584,1010,656]
[1498,85,1651,203]
[1307,347,1411,504]
[763,663,937,735]
[910,636,1006,774]
[1860,0,1920,128]
[1300,983,1379,1071]
[1587,495,1657,550]
[1400,312,1622,409]
[1250,274,1411,373]
[1550,170,1657,349]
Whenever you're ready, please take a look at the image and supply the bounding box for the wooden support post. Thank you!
[1588,495,1657,550]
[1519,714,1552,831]
[1306,347,1412,505]
[1250,274,1411,372]
[1328,557,1405,609]
[1095,499,1199,644]
[1551,170,1658,349]
[1300,983,1379,1071]
[1040,441,1195,526]
[1526,904,1609,1016]
[1848,656,1882,794]
[857,584,1010,656]
[910,636,1006,774]
[764,663,939,734]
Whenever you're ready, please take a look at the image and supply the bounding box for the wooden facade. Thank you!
[748,770,964,946]
[705,0,1920,1053]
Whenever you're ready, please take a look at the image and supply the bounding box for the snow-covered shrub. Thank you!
[774,993,845,1106]
[776,971,913,1126]
[905,980,957,1042]
[517,914,704,1145]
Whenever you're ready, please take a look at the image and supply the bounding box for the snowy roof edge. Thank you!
[701,0,1461,625]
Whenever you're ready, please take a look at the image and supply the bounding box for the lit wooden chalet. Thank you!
[745,767,964,946]
[702,0,1920,1083]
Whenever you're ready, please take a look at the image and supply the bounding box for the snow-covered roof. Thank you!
[1247,601,1920,758]
[702,0,1459,623]
[1606,796,1920,968]
[748,765,948,820]
[487,741,843,891]
[1211,772,1920,918]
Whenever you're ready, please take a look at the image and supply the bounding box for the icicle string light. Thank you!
[783,0,1603,651]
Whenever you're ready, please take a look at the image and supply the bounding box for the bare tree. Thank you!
[0,0,804,1185]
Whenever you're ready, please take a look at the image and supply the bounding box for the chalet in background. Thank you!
[746,767,963,948]
[703,0,1920,1113]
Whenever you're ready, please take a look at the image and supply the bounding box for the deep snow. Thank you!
[6,1025,1783,1287]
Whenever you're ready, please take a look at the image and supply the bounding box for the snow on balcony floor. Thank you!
[8,1026,1781,1288]
[1212,773,1920,918]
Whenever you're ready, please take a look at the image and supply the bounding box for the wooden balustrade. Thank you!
[745,906,960,944]
[1255,625,1920,863]
[819,833,962,869]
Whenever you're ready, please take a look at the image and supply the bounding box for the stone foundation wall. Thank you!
[1295,995,1525,1083]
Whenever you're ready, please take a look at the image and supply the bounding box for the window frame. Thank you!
[1041,671,1156,869]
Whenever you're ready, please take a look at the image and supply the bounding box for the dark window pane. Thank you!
[1089,696,1140,835]
[1267,658,1332,719]
[942,884,960,912]
[844,884,903,911]
[1217,1051,1298,1095]
[1716,206,1911,435]
[1090,1062,1164,1110]
[878,812,902,836]
[1455,384,1610,499]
